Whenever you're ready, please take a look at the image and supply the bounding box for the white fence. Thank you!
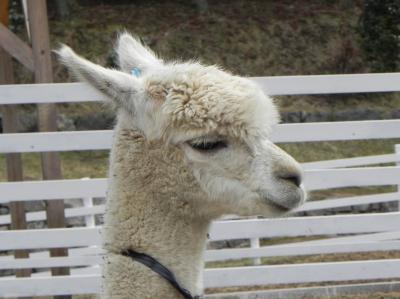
[1,73,400,298]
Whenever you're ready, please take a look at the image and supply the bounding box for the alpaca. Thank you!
[57,33,305,299]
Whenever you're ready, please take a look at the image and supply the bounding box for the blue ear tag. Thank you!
[131,67,141,77]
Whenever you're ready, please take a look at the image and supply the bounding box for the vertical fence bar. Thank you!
[81,178,96,228]
[250,237,261,265]
[83,196,96,227]
[396,145,400,211]
[81,177,100,275]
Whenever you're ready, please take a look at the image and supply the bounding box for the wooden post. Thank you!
[0,0,31,283]
[26,2,71,298]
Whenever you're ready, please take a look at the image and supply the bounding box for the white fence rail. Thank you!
[1,73,400,105]
[2,213,400,251]
[302,153,398,169]
[0,167,399,204]
[2,259,400,297]
[0,191,399,226]
[1,73,400,298]
[1,119,400,153]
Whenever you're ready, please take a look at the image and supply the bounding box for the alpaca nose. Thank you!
[275,169,302,187]
[278,172,302,188]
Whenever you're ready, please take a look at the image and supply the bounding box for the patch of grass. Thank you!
[206,251,400,269]
[11,0,399,115]
[206,283,400,297]
[279,139,400,163]
[261,251,400,266]
[0,151,109,181]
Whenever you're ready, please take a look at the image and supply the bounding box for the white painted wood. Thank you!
[209,212,400,240]
[297,192,400,212]
[83,197,96,227]
[0,178,107,203]
[0,274,100,297]
[2,259,400,296]
[1,120,400,153]
[0,255,103,270]
[0,82,107,105]
[0,227,101,250]
[0,130,113,153]
[0,265,99,279]
[302,154,398,170]
[304,166,400,191]
[0,267,101,281]
[252,72,400,96]
[250,237,261,265]
[0,265,101,279]
[1,167,397,205]
[0,246,104,262]
[204,259,400,288]
[2,74,400,298]
[1,73,400,105]
[0,189,400,219]
[270,119,400,143]
[205,240,400,262]
[3,190,395,224]
[2,213,400,250]
[0,204,105,225]
[3,239,399,269]
[81,178,96,228]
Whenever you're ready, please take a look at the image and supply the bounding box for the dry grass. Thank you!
[322,293,400,299]
[9,0,399,114]
[207,251,400,269]
[0,151,109,182]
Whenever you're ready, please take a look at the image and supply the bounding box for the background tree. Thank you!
[358,0,400,72]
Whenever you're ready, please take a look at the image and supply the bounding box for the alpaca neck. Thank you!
[124,201,210,294]
[103,121,212,298]
[105,175,210,297]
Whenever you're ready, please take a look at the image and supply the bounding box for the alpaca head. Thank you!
[57,33,305,218]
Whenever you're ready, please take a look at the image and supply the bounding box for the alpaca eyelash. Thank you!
[188,139,228,152]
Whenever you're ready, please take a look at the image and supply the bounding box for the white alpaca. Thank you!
[58,33,305,299]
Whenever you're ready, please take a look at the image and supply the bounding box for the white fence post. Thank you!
[81,178,95,228]
[250,237,261,265]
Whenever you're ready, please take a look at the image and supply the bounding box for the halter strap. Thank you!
[121,249,203,299]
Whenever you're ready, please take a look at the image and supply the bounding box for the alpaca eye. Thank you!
[188,140,227,152]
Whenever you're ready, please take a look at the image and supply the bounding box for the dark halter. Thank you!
[121,249,203,299]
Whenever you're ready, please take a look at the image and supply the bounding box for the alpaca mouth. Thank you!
[261,188,305,213]
[266,199,292,213]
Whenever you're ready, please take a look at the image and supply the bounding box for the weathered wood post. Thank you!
[26,1,71,298]
[0,0,31,285]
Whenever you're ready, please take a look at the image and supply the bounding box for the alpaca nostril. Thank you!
[278,173,302,188]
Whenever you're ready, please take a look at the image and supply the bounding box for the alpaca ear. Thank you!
[56,45,140,113]
[116,32,163,74]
